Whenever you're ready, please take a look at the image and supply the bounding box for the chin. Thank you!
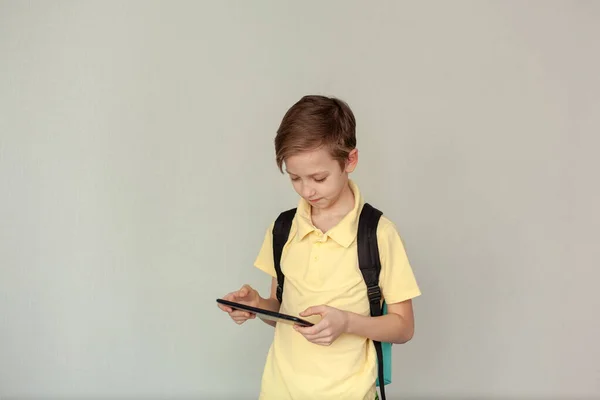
[313,201,331,209]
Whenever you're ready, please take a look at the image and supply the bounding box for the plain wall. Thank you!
[1,1,599,399]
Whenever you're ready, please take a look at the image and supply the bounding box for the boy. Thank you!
[218,95,421,400]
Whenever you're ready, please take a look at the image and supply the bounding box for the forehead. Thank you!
[284,148,338,174]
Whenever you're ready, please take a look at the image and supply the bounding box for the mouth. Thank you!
[308,198,322,203]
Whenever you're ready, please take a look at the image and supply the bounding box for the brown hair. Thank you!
[274,95,356,172]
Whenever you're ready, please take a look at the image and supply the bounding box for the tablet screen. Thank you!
[216,299,314,327]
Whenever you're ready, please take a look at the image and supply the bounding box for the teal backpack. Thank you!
[272,203,391,400]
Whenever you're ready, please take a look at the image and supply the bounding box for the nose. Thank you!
[301,182,316,199]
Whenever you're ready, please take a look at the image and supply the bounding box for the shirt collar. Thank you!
[295,179,363,248]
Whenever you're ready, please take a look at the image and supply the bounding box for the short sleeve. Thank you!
[377,217,421,304]
[254,222,276,278]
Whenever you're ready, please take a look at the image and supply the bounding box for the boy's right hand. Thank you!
[218,284,260,325]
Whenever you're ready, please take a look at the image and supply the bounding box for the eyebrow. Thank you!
[285,170,329,178]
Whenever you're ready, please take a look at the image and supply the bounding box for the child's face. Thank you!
[284,147,357,211]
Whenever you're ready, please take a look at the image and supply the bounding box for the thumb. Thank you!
[237,284,251,298]
[300,305,327,317]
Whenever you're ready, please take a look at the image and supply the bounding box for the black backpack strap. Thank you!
[272,208,296,304]
[357,202,386,400]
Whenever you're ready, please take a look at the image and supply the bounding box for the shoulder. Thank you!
[376,214,400,237]
[365,207,409,259]
[376,215,405,247]
[360,203,400,238]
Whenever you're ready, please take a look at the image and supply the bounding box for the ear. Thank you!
[345,148,358,173]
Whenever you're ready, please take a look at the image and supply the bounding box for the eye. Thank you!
[314,177,327,183]
[290,176,300,181]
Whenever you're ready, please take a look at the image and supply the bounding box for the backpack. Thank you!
[272,202,391,400]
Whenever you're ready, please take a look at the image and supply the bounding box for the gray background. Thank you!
[1,1,599,399]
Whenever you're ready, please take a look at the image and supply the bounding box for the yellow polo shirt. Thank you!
[254,180,421,400]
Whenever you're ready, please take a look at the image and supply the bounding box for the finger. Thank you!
[233,292,247,301]
[223,291,237,300]
[311,329,333,341]
[300,305,327,317]
[217,303,232,313]
[298,328,332,342]
[300,331,333,345]
[232,313,256,324]
[218,293,237,312]
[221,292,238,305]
[237,284,254,298]
[295,321,326,336]
[230,310,254,319]
[233,293,247,302]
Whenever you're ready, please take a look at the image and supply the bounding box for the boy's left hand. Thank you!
[294,305,349,346]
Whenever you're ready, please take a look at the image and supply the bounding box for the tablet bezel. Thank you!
[216,298,314,327]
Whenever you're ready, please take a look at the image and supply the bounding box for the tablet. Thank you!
[216,298,314,327]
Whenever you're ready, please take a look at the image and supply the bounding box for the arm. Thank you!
[346,299,415,344]
[346,219,419,344]
[296,299,415,345]
[294,300,414,346]
[297,220,420,345]
[256,277,281,328]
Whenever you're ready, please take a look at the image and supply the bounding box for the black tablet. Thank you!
[216,298,314,327]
